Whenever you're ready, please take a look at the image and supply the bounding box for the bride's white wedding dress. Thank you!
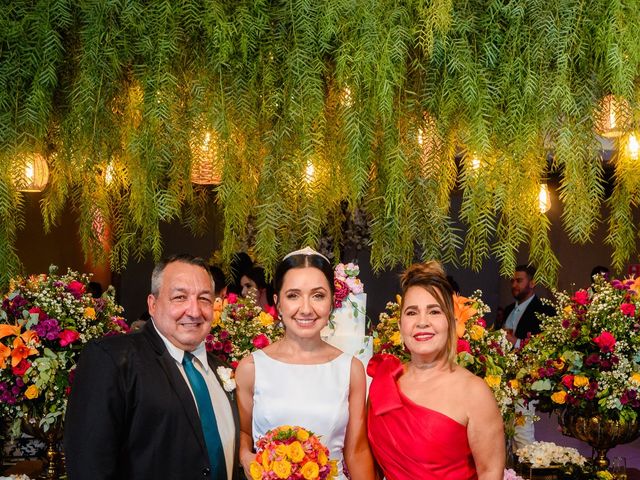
[252,349,352,479]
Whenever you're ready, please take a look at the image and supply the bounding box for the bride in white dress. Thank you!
[235,248,374,480]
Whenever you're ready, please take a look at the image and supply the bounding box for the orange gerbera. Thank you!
[11,336,38,367]
[0,324,20,340]
[454,294,477,338]
[630,276,640,297]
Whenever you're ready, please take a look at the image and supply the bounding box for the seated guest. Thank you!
[367,261,504,480]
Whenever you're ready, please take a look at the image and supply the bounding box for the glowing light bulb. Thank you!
[628,133,639,161]
[305,160,315,183]
[25,162,34,181]
[105,162,115,185]
[539,183,551,213]
[471,156,481,170]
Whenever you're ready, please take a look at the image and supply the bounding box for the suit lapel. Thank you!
[143,324,209,457]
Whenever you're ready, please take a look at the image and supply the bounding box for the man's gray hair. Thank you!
[150,254,214,296]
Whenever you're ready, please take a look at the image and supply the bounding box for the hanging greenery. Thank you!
[1,0,639,287]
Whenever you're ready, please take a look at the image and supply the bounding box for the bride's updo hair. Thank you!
[399,261,457,367]
[274,252,335,299]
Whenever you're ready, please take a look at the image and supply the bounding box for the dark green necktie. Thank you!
[182,352,227,479]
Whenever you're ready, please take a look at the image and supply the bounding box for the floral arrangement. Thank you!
[516,441,586,469]
[249,425,337,480]
[0,266,128,437]
[208,292,283,368]
[373,291,522,433]
[333,263,364,308]
[517,275,640,421]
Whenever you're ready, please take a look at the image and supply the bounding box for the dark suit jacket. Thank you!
[502,295,555,339]
[64,322,241,480]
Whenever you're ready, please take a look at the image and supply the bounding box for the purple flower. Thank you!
[34,318,61,341]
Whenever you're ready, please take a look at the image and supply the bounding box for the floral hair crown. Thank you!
[282,246,329,263]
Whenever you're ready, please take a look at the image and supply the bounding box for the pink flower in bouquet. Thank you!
[572,290,589,305]
[621,303,636,317]
[334,279,349,308]
[561,374,575,389]
[457,338,472,354]
[227,293,238,304]
[28,307,46,320]
[592,331,616,353]
[264,304,277,319]
[66,280,86,299]
[252,334,270,349]
[345,277,364,295]
[59,329,81,347]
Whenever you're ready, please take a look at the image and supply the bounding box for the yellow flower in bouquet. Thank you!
[250,425,337,480]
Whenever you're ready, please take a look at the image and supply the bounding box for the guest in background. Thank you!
[129,310,150,333]
[501,265,554,347]
[210,265,228,298]
[65,254,240,480]
[227,252,254,295]
[235,247,374,480]
[239,265,274,309]
[367,261,504,479]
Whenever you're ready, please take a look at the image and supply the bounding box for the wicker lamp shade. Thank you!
[190,130,222,185]
[595,94,631,138]
[15,153,50,192]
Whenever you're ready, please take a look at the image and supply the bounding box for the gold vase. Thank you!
[20,418,63,480]
[558,409,640,469]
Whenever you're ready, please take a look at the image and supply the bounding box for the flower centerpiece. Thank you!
[208,292,283,368]
[515,441,587,479]
[328,262,365,329]
[0,266,128,438]
[518,275,640,420]
[249,425,338,480]
[373,291,522,434]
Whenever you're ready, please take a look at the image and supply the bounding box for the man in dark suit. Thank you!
[64,254,240,480]
[498,264,554,347]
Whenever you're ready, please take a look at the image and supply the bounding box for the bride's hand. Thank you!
[240,450,254,479]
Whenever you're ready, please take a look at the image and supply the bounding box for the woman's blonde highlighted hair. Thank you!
[399,261,457,368]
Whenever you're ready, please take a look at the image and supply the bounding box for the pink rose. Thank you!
[28,307,46,320]
[66,280,86,298]
[59,329,81,347]
[572,290,589,305]
[12,359,31,376]
[621,303,636,317]
[264,305,277,318]
[252,334,270,349]
[334,279,349,308]
[227,293,238,304]
[593,331,616,353]
[477,318,487,328]
[456,339,471,354]
[561,374,575,389]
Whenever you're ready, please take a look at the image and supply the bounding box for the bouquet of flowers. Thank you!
[0,266,128,437]
[209,293,283,368]
[516,441,587,468]
[249,425,338,480]
[517,275,640,422]
[373,291,522,433]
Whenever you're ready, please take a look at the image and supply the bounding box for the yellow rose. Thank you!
[551,391,567,404]
[317,449,328,466]
[259,311,274,326]
[573,375,589,388]
[509,379,520,392]
[630,372,640,384]
[250,462,264,480]
[296,428,310,442]
[275,444,289,458]
[25,385,39,399]
[552,358,565,370]
[211,311,221,328]
[484,375,501,389]
[373,337,381,347]
[272,459,292,479]
[301,461,320,480]
[563,305,573,316]
[287,441,305,463]
[390,331,402,346]
[469,324,485,341]
[84,307,96,320]
[261,450,271,470]
[329,460,338,477]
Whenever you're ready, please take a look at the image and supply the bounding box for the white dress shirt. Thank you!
[153,322,235,480]
[504,294,535,348]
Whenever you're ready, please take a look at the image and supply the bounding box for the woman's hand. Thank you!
[240,448,255,479]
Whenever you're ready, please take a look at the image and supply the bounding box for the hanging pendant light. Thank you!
[538,183,551,213]
[595,95,631,138]
[628,133,639,161]
[15,152,50,192]
[190,129,222,185]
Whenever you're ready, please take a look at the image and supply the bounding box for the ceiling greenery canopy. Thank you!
[1,0,639,286]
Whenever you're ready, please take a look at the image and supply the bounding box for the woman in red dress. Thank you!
[367,261,505,480]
